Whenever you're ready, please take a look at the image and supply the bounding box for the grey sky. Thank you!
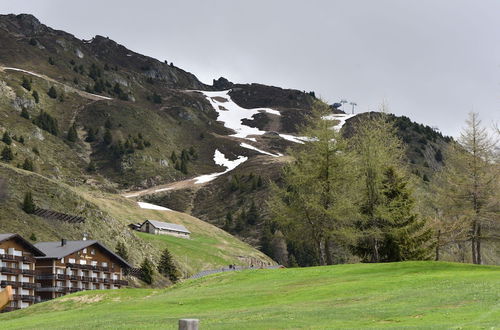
[1,0,499,137]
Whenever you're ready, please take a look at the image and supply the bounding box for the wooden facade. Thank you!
[0,234,44,312]
[35,240,130,301]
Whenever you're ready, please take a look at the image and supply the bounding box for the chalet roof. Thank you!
[0,233,46,256]
[34,240,131,268]
[143,220,191,234]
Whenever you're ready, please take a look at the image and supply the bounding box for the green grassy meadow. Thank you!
[0,262,498,329]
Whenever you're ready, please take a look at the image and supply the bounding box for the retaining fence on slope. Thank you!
[33,208,86,224]
[189,265,283,280]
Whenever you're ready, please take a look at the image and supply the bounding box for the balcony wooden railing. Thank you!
[0,280,39,289]
[11,294,37,302]
[0,267,21,275]
[0,254,35,263]
[66,263,112,272]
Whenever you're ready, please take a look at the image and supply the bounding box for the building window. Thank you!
[83,248,87,254]
[69,258,76,264]
[91,249,95,255]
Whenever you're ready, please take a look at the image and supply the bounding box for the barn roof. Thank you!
[143,220,191,234]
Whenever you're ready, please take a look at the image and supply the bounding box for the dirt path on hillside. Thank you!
[0,66,113,101]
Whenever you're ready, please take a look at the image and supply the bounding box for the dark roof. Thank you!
[143,220,191,234]
[34,240,131,268]
[0,233,46,256]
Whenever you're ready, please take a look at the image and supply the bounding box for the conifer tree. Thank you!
[157,248,180,283]
[22,191,36,214]
[433,113,499,264]
[67,124,78,142]
[170,151,177,163]
[32,90,39,103]
[115,242,129,261]
[29,233,37,241]
[47,86,57,99]
[103,128,113,145]
[374,167,433,261]
[22,158,34,172]
[1,146,13,162]
[21,108,30,119]
[246,201,259,225]
[21,76,32,91]
[180,158,188,174]
[140,258,154,284]
[2,132,12,145]
[223,211,233,231]
[268,100,357,265]
[350,111,407,263]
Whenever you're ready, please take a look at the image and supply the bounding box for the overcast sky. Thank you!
[1,0,499,137]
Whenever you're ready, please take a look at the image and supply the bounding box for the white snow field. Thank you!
[200,90,282,140]
[324,113,358,130]
[240,142,281,157]
[137,201,172,211]
[193,149,248,184]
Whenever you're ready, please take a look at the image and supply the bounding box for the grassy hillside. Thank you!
[0,162,273,276]
[0,262,498,329]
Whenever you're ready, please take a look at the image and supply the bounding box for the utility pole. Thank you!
[340,99,348,112]
[349,102,357,114]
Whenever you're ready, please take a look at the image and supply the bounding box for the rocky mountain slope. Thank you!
[0,14,458,268]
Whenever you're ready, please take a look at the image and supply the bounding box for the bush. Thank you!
[29,233,37,241]
[22,191,36,214]
[47,86,57,99]
[48,57,55,65]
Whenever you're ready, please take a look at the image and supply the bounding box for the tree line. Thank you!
[268,101,498,266]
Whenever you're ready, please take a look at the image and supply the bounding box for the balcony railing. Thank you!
[1,280,20,288]
[0,254,35,263]
[22,282,40,289]
[0,267,21,275]
[12,294,37,302]
[114,279,128,286]
[0,306,20,313]
[22,269,36,276]
[66,263,111,272]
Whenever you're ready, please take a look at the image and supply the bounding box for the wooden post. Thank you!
[179,319,199,330]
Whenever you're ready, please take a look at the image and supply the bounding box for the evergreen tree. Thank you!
[1,146,14,162]
[350,111,406,263]
[115,242,129,261]
[374,167,433,261]
[86,161,96,173]
[20,108,30,119]
[246,201,259,225]
[29,233,37,241]
[223,211,233,231]
[22,191,36,214]
[85,128,96,142]
[268,100,357,265]
[103,128,113,145]
[2,132,12,145]
[235,209,246,232]
[47,86,57,99]
[33,111,59,136]
[140,258,154,284]
[170,151,177,163]
[104,118,113,129]
[22,158,34,172]
[180,158,188,174]
[48,57,55,65]
[21,76,32,91]
[157,248,180,283]
[32,90,40,103]
[67,124,78,142]
[433,113,499,264]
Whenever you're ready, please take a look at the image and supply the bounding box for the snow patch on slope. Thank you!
[194,149,248,184]
[240,143,281,157]
[138,201,172,211]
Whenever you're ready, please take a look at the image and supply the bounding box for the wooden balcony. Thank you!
[0,267,21,275]
[0,254,35,263]
[66,263,111,272]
